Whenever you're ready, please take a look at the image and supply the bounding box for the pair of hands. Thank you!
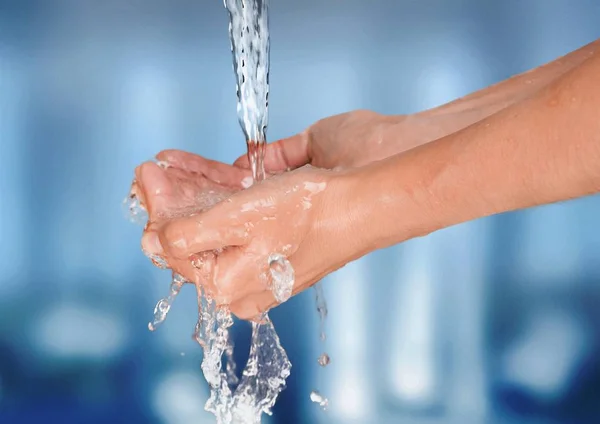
[132,110,446,319]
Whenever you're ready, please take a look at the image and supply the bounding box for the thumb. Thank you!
[233,132,310,172]
[158,207,249,260]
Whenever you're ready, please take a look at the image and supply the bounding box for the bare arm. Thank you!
[346,47,600,256]
[232,40,600,173]
[402,38,600,145]
[149,38,600,318]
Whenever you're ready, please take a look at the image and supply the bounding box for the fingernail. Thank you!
[142,231,163,255]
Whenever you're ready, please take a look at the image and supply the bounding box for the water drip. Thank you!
[268,253,294,303]
[310,390,329,411]
[148,273,185,331]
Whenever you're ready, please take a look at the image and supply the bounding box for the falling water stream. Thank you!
[224,0,329,413]
[124,1,329,421]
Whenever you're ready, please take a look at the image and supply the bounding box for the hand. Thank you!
[153,165,360,320]
[131,149,252,291]
[131,149,248,220]
[232,109,452,172]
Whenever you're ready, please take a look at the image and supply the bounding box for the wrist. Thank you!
[335,157,437,257]
[315,169,374,268]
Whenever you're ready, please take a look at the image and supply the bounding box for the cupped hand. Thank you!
[130,149,253,292]
[152,165,358,320]
[131,149,248,219]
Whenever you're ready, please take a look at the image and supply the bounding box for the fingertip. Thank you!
[158,214,241,259]
[155,149,179,162]
[134,161,151,183]
[136,160,161,180]
[154,151,173,168]
[170,257,202,286]
[158,220,190,259]
[141,230,164,256]
[263,133,310,172]
[229,292,275,321]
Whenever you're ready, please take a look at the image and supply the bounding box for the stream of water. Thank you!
[124,1,329,421]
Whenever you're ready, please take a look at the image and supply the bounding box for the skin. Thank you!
[233,38,600,172]
[131,153,244,294]
[136,38,600,320]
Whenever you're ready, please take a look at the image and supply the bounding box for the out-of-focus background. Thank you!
[1,0,600,423]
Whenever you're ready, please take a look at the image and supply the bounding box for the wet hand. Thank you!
[233,110,450,172]
[131,149,248,219]
[131,149,252,291]
[152,165,357,320]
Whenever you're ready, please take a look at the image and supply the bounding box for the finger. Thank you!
[140,226,205,286]
[229,262,315,321]
[189,251,220,294]
[169,257,201,286]
[233,133,310,172]
[158,210,249,259]
[134,161,174,220]
[229,291,275,321]
[210,247,267,304]
[157,149,252,189]
[141,229,164,257]
[132,164,148,208]
[155,149,211,173]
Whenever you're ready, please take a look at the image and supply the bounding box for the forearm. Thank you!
[409,38,600,141]
[350,49,600,255]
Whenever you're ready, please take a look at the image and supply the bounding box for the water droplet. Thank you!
[143,251,168,269]
[310,390,329,411]
[314,283,328,342]
[155,160,170,169]
[191,255,204,269]
[122,193,147,225]
[148,298,171,331]
[318,353,330,367]
[268,253,294,303]
[147,274,185,331]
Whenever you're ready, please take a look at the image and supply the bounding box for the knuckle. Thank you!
[161,222,188,254]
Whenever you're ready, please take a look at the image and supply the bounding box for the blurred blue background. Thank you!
[1,0,600,423]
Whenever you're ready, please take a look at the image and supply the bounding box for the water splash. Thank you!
[310,390,329,411]
[194,289,236,421]
[122,190,184,332]
[144,252,168,269]
[268,253,294,303]
[224,338,239,388]
[231,319,291,420]
[189,282,291,424]
[123,190,148,225]
[123,0,321,421]
[148,273,185,331]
